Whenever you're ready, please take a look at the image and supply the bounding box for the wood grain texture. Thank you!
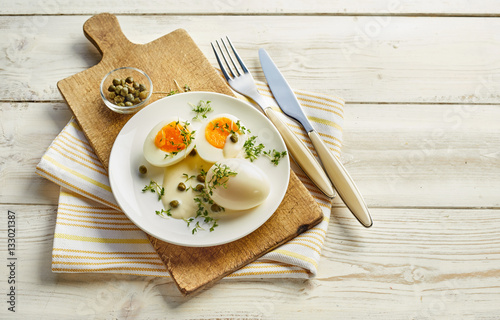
[57,13,233,169]
[3,103,497,208]
[2,1,500,318]
[56,13,322,296]
[3,16,500,104]
[5,0,500,15]
[0,102,72,204]
[149,172,323,295]
[2,204,500,319]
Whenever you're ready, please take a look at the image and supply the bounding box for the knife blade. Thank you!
[259,48,373,228]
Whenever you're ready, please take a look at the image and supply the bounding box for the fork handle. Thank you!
[264,108,335,198]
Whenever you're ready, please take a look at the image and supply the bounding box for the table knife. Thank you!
[259,48,373,228]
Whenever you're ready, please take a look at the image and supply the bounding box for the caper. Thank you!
[138,165,147,174]
[139,91,148,100]
[117,102,125,106]
[169,200,179,208]
[115,85,123,93]
[196,174,205,183]
[107,75,148,106]
[230,133,238,143]
[189,149,197,157]
[177,182,186,191]
[211,204,222,212]
[195,184,204,192]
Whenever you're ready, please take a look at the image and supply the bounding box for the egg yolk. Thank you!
[155,121,192,153]
[205,117,239,149]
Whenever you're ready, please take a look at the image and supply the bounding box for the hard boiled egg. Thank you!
[196,113,246,163]
[143,117,195,167]
[205,158,270,211]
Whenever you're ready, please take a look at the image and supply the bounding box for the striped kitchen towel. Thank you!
[36,81,344,279]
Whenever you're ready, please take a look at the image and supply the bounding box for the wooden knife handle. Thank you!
[264,108,334,198]
[308,130,373,227]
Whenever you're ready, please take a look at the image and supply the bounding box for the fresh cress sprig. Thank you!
[191,100,213,120]
[263,149,288,166]
[155,208,172,218]
[243,136,265,162]
[142,180,165,201]
[243,136,287,165]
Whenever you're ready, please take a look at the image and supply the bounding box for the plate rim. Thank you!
[108,91,290,247]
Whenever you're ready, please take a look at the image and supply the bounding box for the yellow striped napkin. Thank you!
[36,81,344,279]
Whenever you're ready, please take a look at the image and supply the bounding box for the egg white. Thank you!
[196,113,246,163]
[205,158,271,211]
[143,117,195,167]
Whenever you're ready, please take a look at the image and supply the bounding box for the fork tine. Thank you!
[211,41,231,81]
[220,38,241,77]
[225,36,249,73]
[216,39,238,78]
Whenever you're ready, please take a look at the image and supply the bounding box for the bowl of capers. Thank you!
[100,67,153,114]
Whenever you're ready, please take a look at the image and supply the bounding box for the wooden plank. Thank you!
[338,103,500,209]
[0,102,72,205]
[3,0,500,15]
[1,16,500,103]
[3,102,498,208]
[2,204,500,318]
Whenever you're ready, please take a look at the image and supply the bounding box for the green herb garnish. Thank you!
[182,173,196,182]
[184,166,228,234]
[206,163,237,196]
[243,136,265,162]
[155,208,172,218]
[191,100,213,120]
[142,180,165,201]
[191,221,203,234]
[164,151,179,159]
[264,149,288,165]
[235,120,249,135]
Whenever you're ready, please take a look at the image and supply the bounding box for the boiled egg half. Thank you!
[196,113,247,163]
[205,158,271,211]
[143,117,195,167]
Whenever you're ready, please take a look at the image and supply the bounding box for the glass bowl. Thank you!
[100,67,153,114]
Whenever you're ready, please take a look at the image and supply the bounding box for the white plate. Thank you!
[109,92,290,247]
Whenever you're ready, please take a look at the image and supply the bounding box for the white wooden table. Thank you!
[1,2,499,319]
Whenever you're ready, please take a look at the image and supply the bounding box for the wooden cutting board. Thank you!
[57,13,323,295]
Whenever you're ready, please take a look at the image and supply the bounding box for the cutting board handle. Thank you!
[83,13,133,56]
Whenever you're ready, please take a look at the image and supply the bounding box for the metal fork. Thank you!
[211,37,334,198]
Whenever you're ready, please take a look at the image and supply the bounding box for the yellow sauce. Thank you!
[161,153,212,219]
